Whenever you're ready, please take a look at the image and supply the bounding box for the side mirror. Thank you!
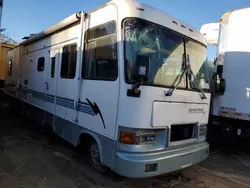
[218,78,226,94]
[214,78,226,96]
[213,57,218,65]
[133,55,150,82]
[217,65,223,78]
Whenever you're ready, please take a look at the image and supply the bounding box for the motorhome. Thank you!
[4,0,210,178]
[201,7,250,139]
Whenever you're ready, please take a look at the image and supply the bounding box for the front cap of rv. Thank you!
[115,0,210,145]
[106,0,210,177]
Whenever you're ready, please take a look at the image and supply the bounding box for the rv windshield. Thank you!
[124,18,209,90]
[185,40,209,90]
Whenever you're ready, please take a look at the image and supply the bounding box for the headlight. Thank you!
[200,125,207,136]
[137,132,155,144]
[119,131,155,145]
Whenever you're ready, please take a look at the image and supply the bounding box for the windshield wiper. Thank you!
[186,55,207,99]
[165,54,187,96]
[165,54,207,100]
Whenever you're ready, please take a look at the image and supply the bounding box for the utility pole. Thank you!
[0,0,3,30]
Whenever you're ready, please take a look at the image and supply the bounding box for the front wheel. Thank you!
[87,140,108,174]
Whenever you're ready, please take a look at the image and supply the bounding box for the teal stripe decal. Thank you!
[27,89,95,116]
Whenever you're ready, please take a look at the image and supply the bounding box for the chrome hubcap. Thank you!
[90,143,101,165]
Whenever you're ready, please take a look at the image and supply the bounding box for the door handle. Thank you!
[45,82,49,90]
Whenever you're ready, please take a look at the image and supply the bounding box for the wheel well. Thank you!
[78,133,96,154]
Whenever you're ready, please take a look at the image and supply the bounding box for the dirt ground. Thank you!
[0,103,250,188]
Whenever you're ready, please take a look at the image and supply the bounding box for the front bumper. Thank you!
[114,141,209,178]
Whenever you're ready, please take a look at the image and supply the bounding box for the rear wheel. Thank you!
[87,140,108,173]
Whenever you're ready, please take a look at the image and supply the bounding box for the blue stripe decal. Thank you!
[78,106,95,116]
[46,98,54,103]
[45,95,55,103]
[56,96,74,103]
[56,100,74,109]
[26,89,95,116]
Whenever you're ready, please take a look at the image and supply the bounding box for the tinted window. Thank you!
[86,21,116,40]
[82,22,117,80]
[8,60,12,76]
[61,44,77,79]
[50,57,56,78]
[37,57,45,72]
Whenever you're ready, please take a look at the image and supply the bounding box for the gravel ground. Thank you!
[0,102,250,188]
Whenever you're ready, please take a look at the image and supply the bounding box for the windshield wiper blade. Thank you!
[165,68,186,96]
[166,54,207,100]
[165,54,186,96]
[186,55,207,100]
[189,71,207,99]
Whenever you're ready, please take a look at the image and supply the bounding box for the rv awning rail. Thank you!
[19,11,82,46]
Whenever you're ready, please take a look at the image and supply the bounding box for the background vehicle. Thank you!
[0,42,16,88]
[201,7,250,141]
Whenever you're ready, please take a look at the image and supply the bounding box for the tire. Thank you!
[87,140,108,174]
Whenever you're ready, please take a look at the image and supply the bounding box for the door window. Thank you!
[61,44,77,79]
[50,57,56,78]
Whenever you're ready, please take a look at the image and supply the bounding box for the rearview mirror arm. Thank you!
[127,79,143,98]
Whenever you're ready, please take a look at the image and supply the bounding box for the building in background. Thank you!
[0,42,16,88]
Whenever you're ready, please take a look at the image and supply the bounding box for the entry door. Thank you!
[44,48,60,127]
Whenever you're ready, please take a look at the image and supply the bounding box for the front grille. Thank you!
[170,123,197,142]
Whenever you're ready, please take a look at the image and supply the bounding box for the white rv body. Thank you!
[4,0,210,178]
[201,7,250,138]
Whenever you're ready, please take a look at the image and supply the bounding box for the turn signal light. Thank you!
[119,132,136,145]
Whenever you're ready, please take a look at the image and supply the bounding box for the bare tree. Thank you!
[0,32,18,45]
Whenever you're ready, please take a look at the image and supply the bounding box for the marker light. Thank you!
[136,7,144,11]
[172,21,178,25]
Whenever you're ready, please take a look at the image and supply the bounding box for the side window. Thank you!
[37,57,45,72]
[7,60,12,76]
[61,44,77,79]
[82,21,117,80]
[50,57,56,78]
